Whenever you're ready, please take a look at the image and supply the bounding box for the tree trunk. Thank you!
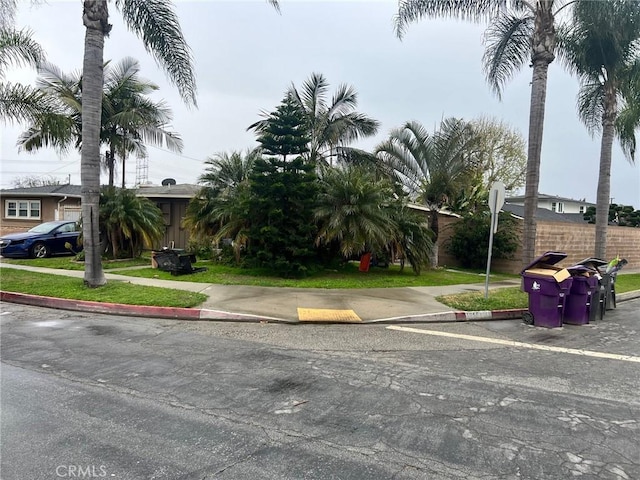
[81,0,110,287]
[121,155,126,189]
[429,209,439,268]
[594,87,617,259]
[522,2,556,266]
[106,150,115,187]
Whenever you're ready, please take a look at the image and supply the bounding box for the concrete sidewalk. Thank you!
[1,262,638,323]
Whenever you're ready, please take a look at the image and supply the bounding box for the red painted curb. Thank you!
[0,291,201,320]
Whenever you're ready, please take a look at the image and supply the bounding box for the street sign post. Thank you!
[484,182,506,298]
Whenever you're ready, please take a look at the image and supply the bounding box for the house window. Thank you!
[5,199,41,219]
[551,202,564,213]
[579,206,585,213]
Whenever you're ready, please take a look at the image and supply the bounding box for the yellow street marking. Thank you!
[386,325,640,363]
[298,308,362,323]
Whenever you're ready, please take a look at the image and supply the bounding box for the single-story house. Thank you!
[0,183,200,251]
[0,184,82,235]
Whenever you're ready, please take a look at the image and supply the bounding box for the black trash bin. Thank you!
[152,248,206,275]
[564,265,599,325]
[521,252,573,328]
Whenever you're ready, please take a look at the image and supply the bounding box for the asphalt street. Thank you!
[1,300,639,480]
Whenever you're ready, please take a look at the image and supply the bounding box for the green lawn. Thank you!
[116,261,516,289]
[1,256,150,270]
[0,269,206,308]
[437,273,640,311]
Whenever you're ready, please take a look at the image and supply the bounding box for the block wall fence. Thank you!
[437,215,640,274]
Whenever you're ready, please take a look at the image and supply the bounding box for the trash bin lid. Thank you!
[567,265,596,276]
[521,251,567,274]
[576,257,608,268]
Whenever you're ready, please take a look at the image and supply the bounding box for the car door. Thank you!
[50,223,78,254]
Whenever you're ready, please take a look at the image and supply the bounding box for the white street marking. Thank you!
[386,325,640,363]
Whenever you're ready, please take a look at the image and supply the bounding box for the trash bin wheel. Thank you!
[522,311,534,325]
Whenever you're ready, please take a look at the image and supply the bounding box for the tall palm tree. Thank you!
[395,0,568,265]
[558,0,640,259]
[0,0,47,123]
[374,118,480,267]
[249,73,379,166]
[79,0,278,286]
[17,58,183,188]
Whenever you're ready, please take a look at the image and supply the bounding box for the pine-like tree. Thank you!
[247,94,319,277]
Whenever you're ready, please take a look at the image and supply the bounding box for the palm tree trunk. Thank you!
[523,3,556,266]
[107,150,115,187]
[429,210,439,268]
[594,90,617,259]
[81,0,110,287]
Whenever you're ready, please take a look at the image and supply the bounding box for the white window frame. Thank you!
[5,199,41,219]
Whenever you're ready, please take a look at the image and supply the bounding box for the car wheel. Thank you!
[31,242,50,259]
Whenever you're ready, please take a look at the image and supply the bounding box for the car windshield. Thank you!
[28,222,63,234]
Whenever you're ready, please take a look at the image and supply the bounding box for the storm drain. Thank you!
[297,308,362,323]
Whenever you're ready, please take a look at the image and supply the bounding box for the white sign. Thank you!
[488,181,506,214]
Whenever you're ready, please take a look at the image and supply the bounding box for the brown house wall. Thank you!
[150,199,190,250]
[437,215,640,274]
[0,197,80,235]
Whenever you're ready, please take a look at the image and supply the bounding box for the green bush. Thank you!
[446,212,519,269]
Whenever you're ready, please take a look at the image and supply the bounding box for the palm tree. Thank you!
[395,0,568,265]
[17,58,183,188]
[374,118,480,267]
[249,73,379,166]
[183,149,260,263]
[99,187,164,259]
[314,165,397,259]
[0,0,47,123]
[79,0,278,286]
[558,0,640,259]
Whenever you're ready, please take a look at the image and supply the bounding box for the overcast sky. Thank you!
[2,0,639,207]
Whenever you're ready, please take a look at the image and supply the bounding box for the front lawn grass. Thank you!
[437,273,640,311]
[1,256,150,270]
[0,269,207,308]
[118,262,516,288]
[437,287,528,311]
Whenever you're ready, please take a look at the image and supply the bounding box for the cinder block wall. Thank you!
[437,215,640,274]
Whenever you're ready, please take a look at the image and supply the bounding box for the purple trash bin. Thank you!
[521,252,573,328]
[564,266,600,325]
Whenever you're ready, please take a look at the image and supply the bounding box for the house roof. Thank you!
[0,184,82,197]
[506,193,595,206]
[503,203,589,223]
[134,183,200,199]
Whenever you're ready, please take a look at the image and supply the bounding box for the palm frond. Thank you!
[483,12,533,98]
[395,0,512,39]
[0,26,45,77]
[116,0,197,106]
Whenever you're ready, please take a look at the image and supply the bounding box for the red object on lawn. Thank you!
[359,252,371,272]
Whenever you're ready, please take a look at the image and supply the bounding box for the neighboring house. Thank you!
[502,203,589,224]
[0,183,199,250]
[506,193,595,215]
[135,183,200,250]
[0,185,82,235]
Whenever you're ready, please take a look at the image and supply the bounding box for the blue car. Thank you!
[0,221,82,259]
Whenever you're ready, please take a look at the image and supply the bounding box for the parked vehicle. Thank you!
[0,221,82,259]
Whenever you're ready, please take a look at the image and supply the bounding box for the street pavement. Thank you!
[0,262,639,324]
[2,300,639,479]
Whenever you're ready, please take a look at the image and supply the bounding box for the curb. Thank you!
[363,309,526,324]
[1,290,525,324]
[2,290,638,324]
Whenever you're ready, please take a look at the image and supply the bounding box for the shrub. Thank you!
[446,212,519,269]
